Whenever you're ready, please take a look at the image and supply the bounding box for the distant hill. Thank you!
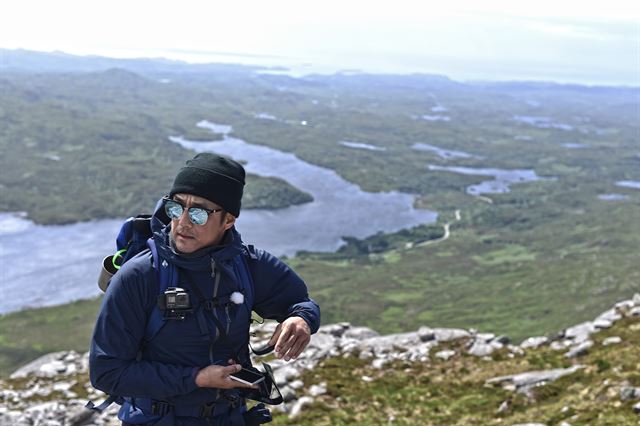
[0,48,271,74]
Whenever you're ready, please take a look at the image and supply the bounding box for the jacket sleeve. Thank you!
[250,249,321,333]
[89,254,199,399]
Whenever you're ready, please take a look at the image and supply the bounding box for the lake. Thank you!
[427,164,551,195]
[0,123,436,314]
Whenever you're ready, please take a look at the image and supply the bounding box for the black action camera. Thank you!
[157,287,192,320]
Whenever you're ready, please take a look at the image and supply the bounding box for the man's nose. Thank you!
[177,209,192,227]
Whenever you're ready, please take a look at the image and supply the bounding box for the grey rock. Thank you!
[550,340,569,351]
[272,365,300,386]
[0,410,28,426]
[508,345,525,356]
[593,318,613,329]
[595,308,622,324]
[343,326,379,340]
[318,323,350,338]
[602,336,622,346]
[435,350,456,361]
[306,333,338,360]
[66,407,98,426]
[563,322,595,343]
[433,328,471,342]
[511,423,546,426]
[520,336,548,349]
[630,307,640,317]
[614,300,635,310]
[288,379,304,390]
[494,335,511,345]
[633,402,640,414]
[468,341,501,357]
[289,396,314,418]
[371,358,388,369]
[487,365,584,395]
[361,331,420,354]
[406,342,436,361]
[564,340,593,358]
[633,293,640,306]
[10,352,71,379]
[358,349,374,359]
[476,332,496,342]
[620,386,640,401]
[279,386,297,403]
[308,382,327,397]
[418,326,435,342]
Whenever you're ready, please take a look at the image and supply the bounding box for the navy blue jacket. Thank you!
[89,220,320,425]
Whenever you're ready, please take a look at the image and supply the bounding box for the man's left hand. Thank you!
[267,317,311,361]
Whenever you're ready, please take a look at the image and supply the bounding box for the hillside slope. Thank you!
[1,294,638,425]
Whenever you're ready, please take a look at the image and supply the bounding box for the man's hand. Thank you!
[268,316,311,361]
[195,362,256,389]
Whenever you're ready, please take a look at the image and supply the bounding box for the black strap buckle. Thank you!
[85,394,124,413]
[200,402,216,418]
[150,400,171,416]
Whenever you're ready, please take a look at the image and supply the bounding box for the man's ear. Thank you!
[223,213,236,231]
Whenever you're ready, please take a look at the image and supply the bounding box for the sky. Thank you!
[1,0,639,86]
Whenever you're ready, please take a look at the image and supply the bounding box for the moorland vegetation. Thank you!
[0,50,638,378]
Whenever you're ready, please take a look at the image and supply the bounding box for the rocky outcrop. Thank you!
[1,293,639,425]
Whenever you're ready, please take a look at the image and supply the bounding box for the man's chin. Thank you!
[174,236,199,254]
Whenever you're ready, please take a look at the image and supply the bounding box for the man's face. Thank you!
[169,193,235,254]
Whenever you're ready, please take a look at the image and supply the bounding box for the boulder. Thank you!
[486,365,584,395]
[564,340,593,358]
[434,350,456,361]
[10,352,77,379]
[308,383,327,397]
[602,336,622,346]
[620,386,640,401]
[343,326,379,340]
[289,396,314,418]
[433,328,471,342]
[520,336,548,349]
[562,322,595,343]
[467,340,502,357]
[595,308,622,324]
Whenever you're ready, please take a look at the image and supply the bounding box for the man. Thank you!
[90,153,321,425]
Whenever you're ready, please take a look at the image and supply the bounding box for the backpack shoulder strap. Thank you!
[232,244,257,312]
[235,245,276,356]
[144,238,177,342]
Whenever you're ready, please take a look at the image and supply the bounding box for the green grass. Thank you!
[269,315,640,425]
[0,298,102,376]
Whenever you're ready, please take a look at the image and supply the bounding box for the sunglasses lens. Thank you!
[165,200,183,219]
[189,208,208,225]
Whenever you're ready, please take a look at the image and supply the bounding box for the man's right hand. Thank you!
[195,363,256,389]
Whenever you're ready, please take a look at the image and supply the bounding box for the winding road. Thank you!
[416,209,461,248]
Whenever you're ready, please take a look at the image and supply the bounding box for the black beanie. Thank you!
[170,153,246,217]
